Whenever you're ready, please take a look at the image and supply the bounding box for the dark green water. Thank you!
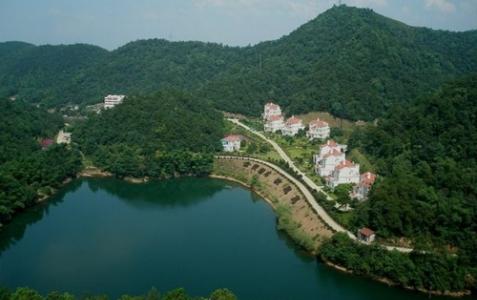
[0,178,465,299]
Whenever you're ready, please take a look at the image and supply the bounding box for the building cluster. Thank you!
[314,139,376,200]
[262,102,329,139]
[104,95,125,109]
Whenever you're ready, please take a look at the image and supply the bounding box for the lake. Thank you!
[0,178,461,299]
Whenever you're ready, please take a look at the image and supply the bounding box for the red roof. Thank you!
[40,138,54,148]
[335,160,355,170]
[309,118,329,129]
[360,172,377,187]
[286,116,302,126]
[223,135,243,142]
[268,115,283,122]
[359,227,375,237]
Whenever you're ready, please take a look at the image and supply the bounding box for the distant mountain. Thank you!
[1,5,476,120]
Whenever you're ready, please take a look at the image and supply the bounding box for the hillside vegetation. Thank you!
[346,75,477,276]
[1,5,476,120]
[74,90,224,178]
[0,99,82,223]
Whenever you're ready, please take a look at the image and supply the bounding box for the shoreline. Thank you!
[211,160,473,298]
[1,165,472,298]
[322,260,471,298]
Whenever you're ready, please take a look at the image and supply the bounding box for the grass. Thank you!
[348,148,375,173]
[276,204,315,252]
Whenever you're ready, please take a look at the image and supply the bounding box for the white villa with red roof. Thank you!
[263,102,285,133]
[263,102,282,120]
[221,135,243,152]
[307,118,330,140]
[351,172,377,201]
[316,149,346,177]
[358,227,376,243]
[264,115,285,133]
[282,116,305,136]
[314,140,347,162]
[327,160,360,188]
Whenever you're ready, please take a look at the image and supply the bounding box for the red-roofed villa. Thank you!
[221,135,244,152]
[358,227,376,243]
[307,118,330,140]
[351,172,377,201]
[282,116,305,136]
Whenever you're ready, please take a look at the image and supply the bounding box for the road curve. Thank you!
[227,118,414,253]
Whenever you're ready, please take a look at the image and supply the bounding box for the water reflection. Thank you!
[87,177,226,208]
[0,180,83,255]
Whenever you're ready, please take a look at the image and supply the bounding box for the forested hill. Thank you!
[1,5,477,120]
[74,90,224,178]
[0,99,82,223]
[349,75,477,265]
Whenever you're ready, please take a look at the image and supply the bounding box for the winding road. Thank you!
[228,118,414,253]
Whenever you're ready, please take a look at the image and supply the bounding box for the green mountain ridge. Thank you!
[1,5,476,120]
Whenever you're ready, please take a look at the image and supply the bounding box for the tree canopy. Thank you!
[1,5,476,120]
[348,75,477,271]
[74,90,225,178]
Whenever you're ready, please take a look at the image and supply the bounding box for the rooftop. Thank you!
[335,160,356,170]
[268,115,284,122]
[286,115,302,125]
[360,172,377,187]
[359,227,375,237]
[222,135,243,142]
[309,118,329,128]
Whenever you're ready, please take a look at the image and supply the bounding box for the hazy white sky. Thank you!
[0,0,476,50]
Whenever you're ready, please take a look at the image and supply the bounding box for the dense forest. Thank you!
[343,76,477,290]
[0,287,237,300]
[74,90,224,178]
[1,5,476,120]
[0,99,82,223]
[321,233,475,293]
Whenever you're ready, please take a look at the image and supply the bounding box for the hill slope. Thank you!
[349,75,477,263]
[0,99,82,222]
[1,5,476,120]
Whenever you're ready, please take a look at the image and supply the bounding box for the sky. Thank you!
[0,0,476,50]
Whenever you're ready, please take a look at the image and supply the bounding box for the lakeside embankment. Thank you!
[212,157,473,298]
[212,157,333,253]
[2,160,472,297]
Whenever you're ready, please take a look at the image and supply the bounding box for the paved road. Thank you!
[227,118,414,253]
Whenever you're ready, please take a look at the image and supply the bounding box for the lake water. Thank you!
[0,178,462,299]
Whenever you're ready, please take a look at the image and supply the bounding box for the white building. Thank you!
[282,116,305,136]
[351,172,377,201]
[316,149,346,177]
[56,130,71,145]
[104,95,125,109]
[307,118,330,140]
[221,135,243,152]
[313,140,347,164]
[264,115,285,133]
[358,227,376,243]
[327,160,360,188]
[263,102,282,120]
